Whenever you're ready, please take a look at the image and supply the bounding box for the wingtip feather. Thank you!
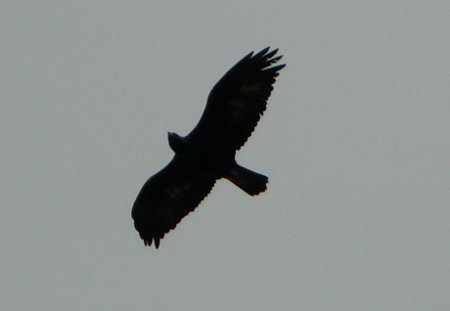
[254,47,271,58]
[264,48,278,59]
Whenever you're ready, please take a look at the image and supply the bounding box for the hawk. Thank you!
[132,47,285,248]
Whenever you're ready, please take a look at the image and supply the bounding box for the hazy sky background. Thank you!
[2,2,449,310]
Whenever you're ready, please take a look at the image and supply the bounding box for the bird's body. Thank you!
[132,47,285,248]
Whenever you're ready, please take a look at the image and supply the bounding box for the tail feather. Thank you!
[226,164,268,196]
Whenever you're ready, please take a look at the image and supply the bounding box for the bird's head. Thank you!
[167,132,183,153]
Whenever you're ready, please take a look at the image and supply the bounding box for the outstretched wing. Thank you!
[186,47,285,151]
[132,156,216,248]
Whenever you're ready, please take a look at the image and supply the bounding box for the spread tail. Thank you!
[226,164,268,196]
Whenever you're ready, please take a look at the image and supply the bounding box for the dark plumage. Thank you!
[132,47,285,248]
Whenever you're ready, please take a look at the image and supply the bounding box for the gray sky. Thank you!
[1,1,449,310]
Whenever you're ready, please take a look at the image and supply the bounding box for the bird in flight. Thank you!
[132,47,285,248]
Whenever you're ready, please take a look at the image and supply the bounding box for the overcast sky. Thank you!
[1,2,449,310]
